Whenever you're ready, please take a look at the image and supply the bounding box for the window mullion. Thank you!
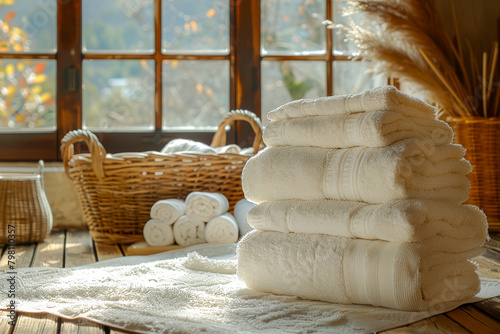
[326,0,333,96]
[234,0,261,148]
[154,0,162,130]
[57,0,83,159]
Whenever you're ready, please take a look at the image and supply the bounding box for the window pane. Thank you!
[0,59,56,132]
[162,0,229,55]
[261,60,326,122]
[0,0,57,53]
[162,60,229,130]
[332,0,362,56]
[82,0,154,54]
[82,59,155,131]
[333,61,386,95]
[261,0,326,56]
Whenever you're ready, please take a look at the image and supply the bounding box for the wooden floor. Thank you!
[1,230,500,334]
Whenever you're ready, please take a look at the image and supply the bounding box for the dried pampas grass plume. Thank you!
[342,0,498,118]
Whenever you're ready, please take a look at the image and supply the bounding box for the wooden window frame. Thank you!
[0,0,359,161]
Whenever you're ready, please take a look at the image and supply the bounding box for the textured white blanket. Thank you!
[2,244,500,334]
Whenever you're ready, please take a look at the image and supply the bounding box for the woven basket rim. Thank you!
[448,116,500,124]
[61,110,264,181]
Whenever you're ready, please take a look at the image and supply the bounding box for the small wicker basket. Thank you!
[61,110,264,244]
[448,117,500,231]
[0,160,53,245]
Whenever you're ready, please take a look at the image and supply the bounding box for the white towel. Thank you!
[214,144,241,154]
[205,213,239,243]
[185,192,230,222]
[237,231,483,311]
[150,198,185,224]
[247,199,488,250]
[242,139,471,204]
[233,198,257,236]
[263,111,453,148]
[267,85,435,121]
[143,219,175,247]
[172,215,206,246]
[160,138,216,154]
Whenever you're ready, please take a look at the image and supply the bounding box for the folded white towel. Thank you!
[150,198,185,224]
[205,213,239,243]
[237,231,483,311]
[143,219,175,247]
[267,85,435,121]
[161,138,216,154]
[247,199,488,249]
[172,215,206,246]
[234,198,257,236]
[185,192,230,222]
[263,111,453,148]
[242,139,471,204]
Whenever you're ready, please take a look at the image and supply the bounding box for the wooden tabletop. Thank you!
[1,230,500,334]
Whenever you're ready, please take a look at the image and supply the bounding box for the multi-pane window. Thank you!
[260,0,385,121]
[0,0,57,131]
[81,0,230,132]
[0,0,384,161]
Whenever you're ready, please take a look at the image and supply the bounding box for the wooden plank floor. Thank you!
[1,230,500,334]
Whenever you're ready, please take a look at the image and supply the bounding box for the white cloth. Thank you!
[242,140,471,204]
[214,144,241,154]
[185,192,230,222]
[237,231,484,311]
[233,198,257,237]
[263,111,453,148]
[142,219,175,247]
[247,199,488,248]
[205,213,239,243]
[267,85,435,121]
[2,243,500,334]
[150,198,185,224]
[160,138,216,154]
[172,215,206,246]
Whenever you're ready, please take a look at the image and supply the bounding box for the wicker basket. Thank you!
[61,110,264,244]
[448,117,500,231]
[0,160,53,245]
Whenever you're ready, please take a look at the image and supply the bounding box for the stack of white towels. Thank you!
[143,192,239,247]
[237,86,488,311]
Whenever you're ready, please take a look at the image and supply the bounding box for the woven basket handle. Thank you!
[61,129,107,180]
[210,110,264,152]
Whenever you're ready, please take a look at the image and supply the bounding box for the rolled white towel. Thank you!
[205,213,239,243]
[150,198,185,224]
[242,139,471,204]
[160,138,216,154]
[143,219,175,247]
[214,144,241,154]
[247,199,488,250]
[233,198,257,236]
[185,192,230,222]
[267,85,435,121]
[263,110,453,148]
[240,147,255,155]
[237,231,483,311]
[173,215,206,246]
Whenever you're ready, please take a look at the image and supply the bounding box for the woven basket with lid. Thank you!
[0,160,53,245]
[61,110,264,244]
